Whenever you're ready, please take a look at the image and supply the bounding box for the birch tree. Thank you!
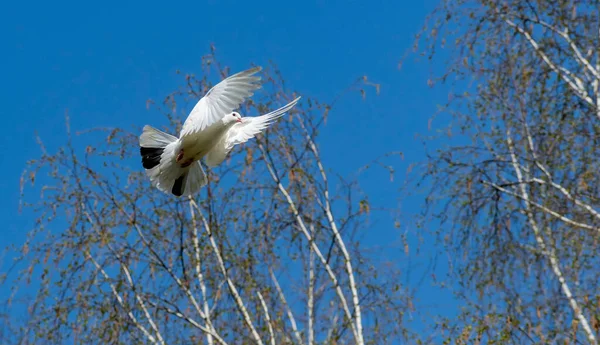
[417,1,600,343]
[2,52,408,344]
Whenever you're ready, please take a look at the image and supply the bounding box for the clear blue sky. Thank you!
[1,0,457,338]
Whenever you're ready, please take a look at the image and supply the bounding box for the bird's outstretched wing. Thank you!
[179,66,263,138]
[204,97,301,167]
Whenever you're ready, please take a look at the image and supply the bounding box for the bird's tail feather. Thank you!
[139,125,207,197]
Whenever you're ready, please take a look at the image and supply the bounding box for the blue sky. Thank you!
[1,0,457,338]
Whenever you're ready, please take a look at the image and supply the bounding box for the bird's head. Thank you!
[223,112,243,125]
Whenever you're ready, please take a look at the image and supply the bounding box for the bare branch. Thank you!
[188,197,215,345]
[145,300,230,345]
[259,142,360,342]
[82,208,166,345]
[501,14,597,111]
[190,199,264,345]
[269,269,305,345]
[256,291,276,345]
[297,115,365,344]
[505,128,597,345]
[86,253,159,345]
[482,179,598,232]
[521,15,600,80]
[307,225,315,345]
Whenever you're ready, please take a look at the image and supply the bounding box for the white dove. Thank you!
[139,66,300,197]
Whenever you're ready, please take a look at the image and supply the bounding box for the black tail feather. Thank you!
[140,147,164,169]
[172,174,187,197]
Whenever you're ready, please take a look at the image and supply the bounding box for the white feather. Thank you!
[140,125,178,147]
[139,66,301,197]
[204,97,301,167]
[139,126,207,196]
[179,66,262,139]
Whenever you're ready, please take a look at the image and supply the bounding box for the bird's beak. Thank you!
[236,118,242,123]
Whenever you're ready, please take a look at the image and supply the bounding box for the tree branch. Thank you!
[188,197,216,345]
[86,252,160,345]
[259,142,360,342]
[504,127,597,345]
[269,269,305,345]
[256,291,276,345]
[190,200,264,345]
[501,14,597,113]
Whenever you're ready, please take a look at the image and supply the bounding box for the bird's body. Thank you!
[177,120,233,164]
[139,66,300,197]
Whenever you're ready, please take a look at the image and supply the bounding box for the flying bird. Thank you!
[139,66,300,197]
